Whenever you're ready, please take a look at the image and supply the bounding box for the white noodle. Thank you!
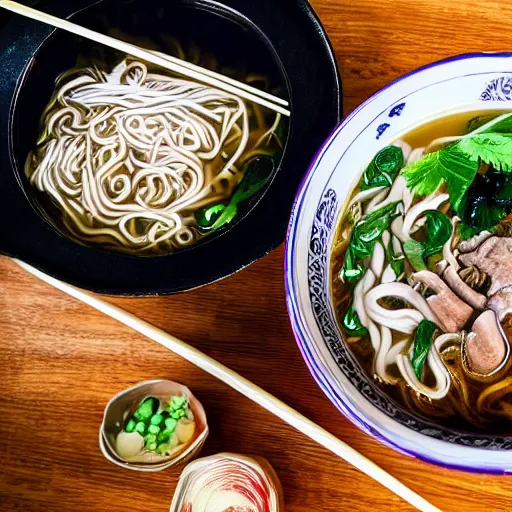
[365,282,439,333]
[25,60,265,253]
[402,193,449,241]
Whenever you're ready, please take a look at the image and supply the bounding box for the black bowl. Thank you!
[0,0,341,295]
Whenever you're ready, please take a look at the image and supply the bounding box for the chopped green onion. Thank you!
[171,409,186,419]
[148,442,157,451]
[169,396,187,411]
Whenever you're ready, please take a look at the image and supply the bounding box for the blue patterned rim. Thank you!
[285,52,512,473]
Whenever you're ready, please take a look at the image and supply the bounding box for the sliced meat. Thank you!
[459,236,512,296]
[488,286,512,323]
[443,266,487,310]
[464,310,507,376]
[413,270,473,333]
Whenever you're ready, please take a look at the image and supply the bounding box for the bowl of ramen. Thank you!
[0,0,340,294]
[286,53,512,472]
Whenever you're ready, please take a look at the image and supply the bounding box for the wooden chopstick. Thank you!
[147,48,289,107]
[0,0,291,117]
[15,259,440,512]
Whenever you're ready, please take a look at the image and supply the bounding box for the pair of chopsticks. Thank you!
[0,0,290,117]
[16,259,440,512]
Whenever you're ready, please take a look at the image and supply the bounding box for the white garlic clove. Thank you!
[115,431,145,459]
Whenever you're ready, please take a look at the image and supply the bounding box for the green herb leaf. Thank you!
[211,203,238,230]
[195,204,227,229]
[403,240,427,271]
[402,145,478,210]
[343,301,368,337]
[471,112,512,135]
[340,202,400,284]
[457,221,480,241]
[458,133,512,172]
[384,236,405,277]
[360,145,404,191]
[401,211,451,269]
[421,210,453,257]
[456,169,512,230]
[411,320,439,381]
[195,156,275,233]
[231,156,275,204]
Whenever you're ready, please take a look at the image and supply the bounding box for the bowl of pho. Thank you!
[286,53,512,472]
[0,0,341,294]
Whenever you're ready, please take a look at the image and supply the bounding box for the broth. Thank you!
[331,109,512,434]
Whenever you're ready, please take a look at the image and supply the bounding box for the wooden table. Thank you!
[1,0,512,510]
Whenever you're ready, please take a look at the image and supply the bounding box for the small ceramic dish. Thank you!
[286,53,512,473]
[0,0,341,295]
[100,380,208,472]
[169,453,283,511]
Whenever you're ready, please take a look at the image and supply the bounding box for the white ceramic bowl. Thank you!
[285,53,512,473]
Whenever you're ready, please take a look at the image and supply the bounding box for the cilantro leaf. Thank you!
[458,133,512,172]
[402,145,478,210]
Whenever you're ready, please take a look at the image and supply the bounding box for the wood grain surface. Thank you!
[2,0,512,510]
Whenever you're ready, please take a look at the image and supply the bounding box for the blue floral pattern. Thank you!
[481,76,512,101]
[389,103,406,117]
[307,189,512,449]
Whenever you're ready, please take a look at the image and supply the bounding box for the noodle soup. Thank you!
[24,39,287,256]
[332,109,512,433]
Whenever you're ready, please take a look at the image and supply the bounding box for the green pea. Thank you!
[135,421,146,435]
[148,424,160,435]
[157,428,172,443]
[125,419,137,433]
[148,442,157,451]
[156,443,169,455]
[150,414,164,426]
[164,418,177,431]
[144,433,157,448]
